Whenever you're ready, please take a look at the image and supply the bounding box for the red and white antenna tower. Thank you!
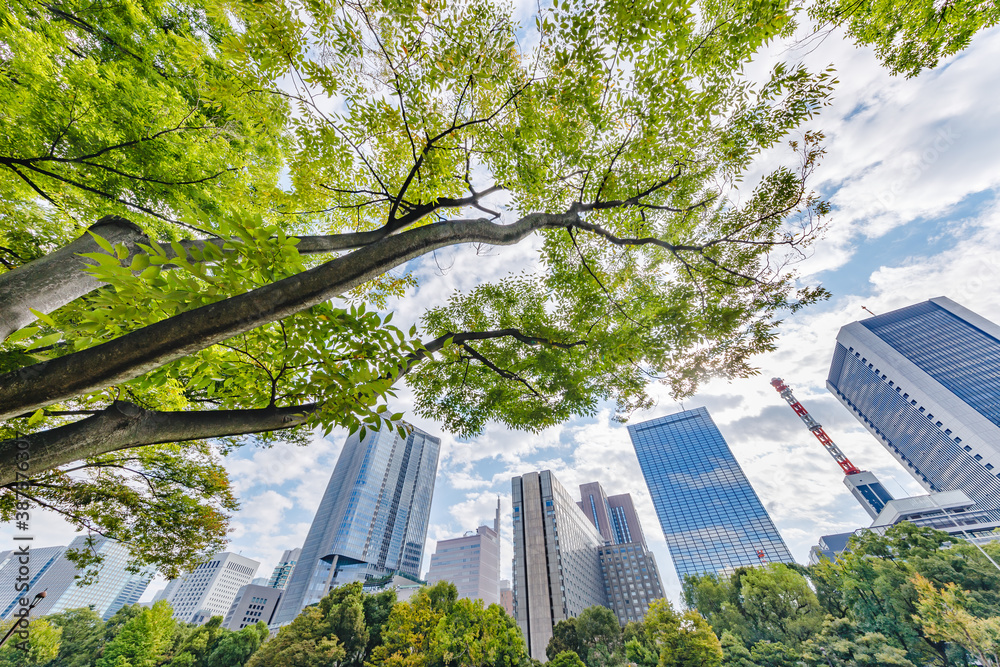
[770,377,862,476]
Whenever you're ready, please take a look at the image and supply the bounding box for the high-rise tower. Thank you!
[272,424,441,625]
[512,471,606,660]
[628,408,794,582]
[827,297,1000,519]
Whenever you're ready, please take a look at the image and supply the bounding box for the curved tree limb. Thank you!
[0,211,581,420]
[0,401,316,486]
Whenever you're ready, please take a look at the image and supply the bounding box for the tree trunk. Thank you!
[0,401,316,486]
[0,212,575,420]
[0,216,148,340]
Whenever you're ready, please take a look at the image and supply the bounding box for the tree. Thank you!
[1,0,835,573]
[368,582,459,667]
[739,564,825,646]
[247,582,406,667]
[808,0,1000,77]
[166,615,229,666]
[810,523,1000,666]
[0,619,61,667]
[205,623,269,667]
[548,651,587,667]
[685,564,824,649]
[547,619,581,662]
[95,600,175,667]
[574,606,623,667]
[430,598,530,667]
[626,599,722,667]
[913,573,1000,667]
[102,605,143,645]
[799,617,915,667]
[41,607,105,667]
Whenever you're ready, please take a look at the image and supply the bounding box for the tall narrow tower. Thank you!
[272,424,441,626]
[771,377,894,519]
[628,407,795,582]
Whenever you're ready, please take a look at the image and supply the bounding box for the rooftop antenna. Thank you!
[861,306,878,317]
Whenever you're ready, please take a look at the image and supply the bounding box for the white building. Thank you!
[165,552,260,624]
[425,501,501,605]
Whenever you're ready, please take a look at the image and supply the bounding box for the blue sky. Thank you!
[6,16,1000,607]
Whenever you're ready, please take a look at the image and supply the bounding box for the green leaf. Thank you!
[5,326,40,343]
[89,231,114,253]
[27,408,45,426]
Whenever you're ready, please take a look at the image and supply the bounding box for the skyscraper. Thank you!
[426,502,501,605]
[267,548,301,590]
[827,297,1000,519]
[628,408,794,582]
[512,471,606,660]
[577,483,647,548]
[166,552,260,624]
[576,481,664,625]
[1,537,154,621]
[272,424,441,626]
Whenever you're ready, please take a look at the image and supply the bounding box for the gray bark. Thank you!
[0,216,148,340]
[0,212,576,421]
[0,401,316,486]
[0,218,396,343]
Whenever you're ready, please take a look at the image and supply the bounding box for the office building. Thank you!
[512,471,607,660]
[166,552,260,624]
[628,408,795,582]
[827,297,1000,519]
[577,483,647,548]
[2,537,153,620]
[152,578,181,604]
[272,425,441,625]
[0,546,67,619]
[426,503,501,604]
[223,583,283,630]
[499,579,514,616]
[808,532,854,566]
[267,548,301,590]
[598,543,664,625]
[576,481,664,625]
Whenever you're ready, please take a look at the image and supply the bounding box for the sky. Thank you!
[5,13,1000,608]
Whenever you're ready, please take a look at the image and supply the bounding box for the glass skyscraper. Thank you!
[272,424,440,625]
[827,297,1000,519]
[628,408,794,582]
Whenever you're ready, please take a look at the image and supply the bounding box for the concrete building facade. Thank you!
[166,552,260,624]
[273,425,441,625]
[828,297,1000,520]
[223,583,283,630]
[577,484,647,548]
[499,579,514,617]
[425,512,501,605]
[512,471,607,660]
[598,543,664,625]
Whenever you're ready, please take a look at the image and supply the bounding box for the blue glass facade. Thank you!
[628,408,794,582]
[272,425,440,625]
[827,300,1000,519]
[860,301,1000,427]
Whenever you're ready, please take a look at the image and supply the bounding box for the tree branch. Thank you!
[0,401,317,485]
[0,211,580,420]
